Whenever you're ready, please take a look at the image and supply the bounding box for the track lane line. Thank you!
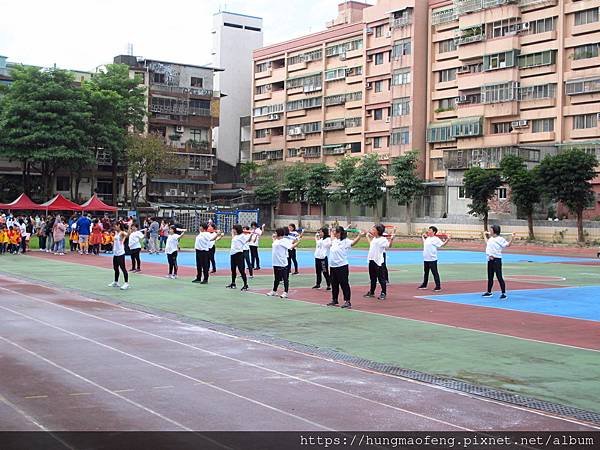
[1,280,598,429]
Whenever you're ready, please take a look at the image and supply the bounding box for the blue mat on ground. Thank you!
[422,286,600,322]
[124,249,594,270]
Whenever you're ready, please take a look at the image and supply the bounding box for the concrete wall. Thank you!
[213,12,263,167]
[274,214,600,243]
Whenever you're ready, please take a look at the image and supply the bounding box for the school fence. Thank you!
[163,209,260,233]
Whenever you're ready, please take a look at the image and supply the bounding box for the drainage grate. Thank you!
[13,274,600,427]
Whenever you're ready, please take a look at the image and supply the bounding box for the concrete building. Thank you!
[114,55,222,206]
[426,0,600,217]
[212,11,263,184]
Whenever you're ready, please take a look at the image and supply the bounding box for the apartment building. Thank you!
[427,0,600,216]
[250,0,428,176]
[115,55,222,205]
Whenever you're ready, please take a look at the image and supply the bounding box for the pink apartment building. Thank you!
[251,0,600,219]
[427,0,600,217]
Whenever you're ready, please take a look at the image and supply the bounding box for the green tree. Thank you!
[0,66,92,197]
[306,163,332,225]
[463,166,502,231]
[537,148,598,242]
[284,163,309,226]
[254,168,281,229]
[126,133,179,211]
[389,150,424,234]
[83,64,146,204]
[239,161,259,184]
[331,156,359,225]
[500,155,542,240]
[351,154,386,222]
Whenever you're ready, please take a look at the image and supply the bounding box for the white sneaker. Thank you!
[108,282,119,288]
[266,291,277,296]
[165,275,172,279]
[120,283,130,290]
[172,275,178,279]
[280,292,288,299]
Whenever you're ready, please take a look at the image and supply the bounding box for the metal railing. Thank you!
[150,83,215,97]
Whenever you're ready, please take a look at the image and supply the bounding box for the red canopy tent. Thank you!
[80,194,118,212]
[40,194,83,212]
[0,193,44,210]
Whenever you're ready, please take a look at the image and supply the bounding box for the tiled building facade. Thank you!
[251,0,600,218]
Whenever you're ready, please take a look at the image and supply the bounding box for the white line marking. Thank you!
[68,392,91,397]
[0,334,191,431]
[23,395,48,399]
[1,280,598,429]
[0,304,333,431]
[113,389,134,393]
[152,386,174,390]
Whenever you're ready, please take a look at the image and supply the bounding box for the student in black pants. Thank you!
[313,227,332,290]
[193,223,222,284]
[226,225,250,291]
[418,226,450,292]
[364,224,392,300]
[209,239,217,273]
[249,222,264,270]
[267,227,301,298]
[242,226,254,278]
[286,224,301,274]
[327,226,364,309]
[482,225,514,300]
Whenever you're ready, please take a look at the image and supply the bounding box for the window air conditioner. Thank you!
[268,113,280,120]
[511,120,529,128]
[175,125,184,133]
[520,22,530,32]
[366,27,374,35]
[366,82,372,90]
[455,95,469,104]
[385,117,391,123]
[365,138,372,144]
[385,30,392,38]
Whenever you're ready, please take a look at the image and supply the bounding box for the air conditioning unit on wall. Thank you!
[175,125,184,133]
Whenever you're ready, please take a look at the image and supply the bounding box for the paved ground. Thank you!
[0,275,597,432]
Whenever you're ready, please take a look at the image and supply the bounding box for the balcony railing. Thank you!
[391,16,412,28]
[150,104,211,116]
[444,146,537,169]
[431,8,457,25]
[454,0,517,16]
[150,83,215,97]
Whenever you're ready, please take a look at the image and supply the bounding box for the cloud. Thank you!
[0,0,343,71]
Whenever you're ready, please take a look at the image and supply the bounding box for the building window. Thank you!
[573,44,600,60]
[439,68,457,82]
[392,38,411,58]
[573,113,598,129]
[253,103,284,117]
[191,77,203,87]
[375,25,384,37]
[255,62,270,73]
[518,50,557,68]
[346,66,363,77]
[373,137,383,148]
[518,83,557,100]
[325,68,346,81]
[392,97,410,116]
[374,52,385,65]
[492,122,512,134]
[392,68,411,85]
[391,127,409,145]
[482,82,518,104]
[153,73,165,84]
[345,117,362,128]
[437,97,456,111]
[575,8,599,26]
[255,129,267,139]
[373,109,383,120]
[325,38,363,57]
[190,128,208,141]
[483,51,518,71]
[458,186,466,199]
[497,188,507,200]
[287,97,322,111]
[439,38,456,54]
[531,118,554,133]
[565,77,600,95]
[287,148,300,158]
[374,80,384,92]
[426,124,453,143]
[526,17,556,34]
[56,176,70,192]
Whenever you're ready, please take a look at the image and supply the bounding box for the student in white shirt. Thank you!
[227,224,250,291]
[327,226,364,309]
[267,227,302,298]
[364,224,393,300]
[483,224,514,299]
[128,223,146,273]
[242,226,254,278]
[165,226,185,279]
[418,226,450,291]
[193,223,223,284]
[108,222,132,290]
[313,227,332,290]
[286,223,302,275]
[249,222,265,270]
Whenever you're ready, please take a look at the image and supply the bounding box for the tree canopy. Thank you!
[463,166,502,230]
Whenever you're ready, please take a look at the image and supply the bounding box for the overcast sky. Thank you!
[0,0,366,72]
